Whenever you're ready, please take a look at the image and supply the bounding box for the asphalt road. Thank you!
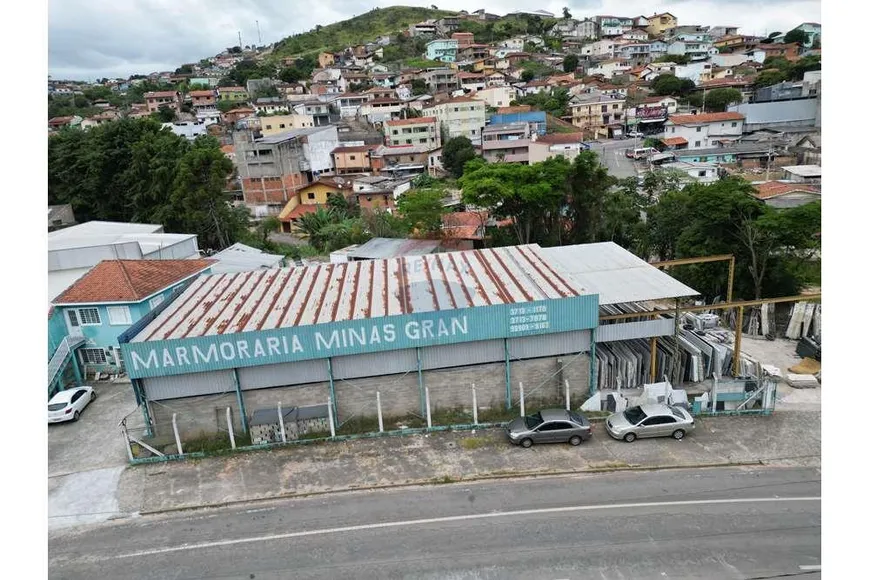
[588,139,644,179]
[49,466,820,580]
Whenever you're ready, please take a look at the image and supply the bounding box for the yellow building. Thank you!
[277,179,347,233]
[217,86,249,102]
[259,114,316,136]
[569,96,626,139]
[645,12,678,36]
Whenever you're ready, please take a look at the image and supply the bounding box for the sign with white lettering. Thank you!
[120,295,598,379]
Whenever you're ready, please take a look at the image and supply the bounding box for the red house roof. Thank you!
[668,112,745,125]
[53,259,214,305]
[753,181,821,200]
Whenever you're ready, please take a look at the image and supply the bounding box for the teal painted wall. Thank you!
[121,294,600,379]
[49,279,194,355]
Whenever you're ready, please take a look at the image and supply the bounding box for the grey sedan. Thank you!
[605,404,695,443]
[506,409,592,448]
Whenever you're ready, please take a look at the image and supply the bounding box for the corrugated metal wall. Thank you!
[332,349,418,380]
[508,330,591,359]
[421,340,504,370]
[144,370,236,400]
[597,319,675,343]
[238,359,329,390]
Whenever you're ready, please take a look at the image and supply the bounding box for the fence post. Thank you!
[277,402,287,443]
[519,382,525,417]
[377,391,384,433]
[120,421,134,463]
[565,379,570,411]
[327,396,336,437]
[472,383,478,425]
[172,413,183,456]
[711,375,719,414]
[425,386,432,428]
[226,407,236,450]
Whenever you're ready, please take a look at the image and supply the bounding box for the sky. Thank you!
[48,0,821,80]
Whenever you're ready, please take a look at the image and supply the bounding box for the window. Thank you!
[698,170,707,177]
[392,130,398,135]
[696,127,701,132]
[265,125,272,130]
[694,141,701,147]
[670,127,675,133]
[78,308,101,325]
[81,348,107,365]
[149,295,165,310]
[349,155,356,160]
[307,192,316,200]
[731,122,737,127]
[67,310,79,327]
[280,124,286,129]
[405,139,412,145]
[107,306,132,326]
[70,389,86,403]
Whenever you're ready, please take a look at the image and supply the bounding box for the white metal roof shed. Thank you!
[540,242,698,305]
[132,244,587,342]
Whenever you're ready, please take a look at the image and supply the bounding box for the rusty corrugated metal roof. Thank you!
[132,245,586,342]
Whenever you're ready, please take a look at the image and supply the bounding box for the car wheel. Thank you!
[90,392,97,402]
[520,438,533,448]
[569,435,582,446]
[623,432,636,443]
[672,429,685,440]
[73,411,80,422]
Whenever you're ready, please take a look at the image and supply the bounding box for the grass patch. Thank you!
[459,437,489,450]
[182,431,252,454]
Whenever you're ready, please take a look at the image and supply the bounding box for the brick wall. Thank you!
[424,361,505,412]
[150,392,243,441]
[242,174,307,205]
[334,372,420,421]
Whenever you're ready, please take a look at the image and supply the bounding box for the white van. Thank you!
[625,147,656,159]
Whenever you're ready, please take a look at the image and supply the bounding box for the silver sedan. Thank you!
[605,404,695,443]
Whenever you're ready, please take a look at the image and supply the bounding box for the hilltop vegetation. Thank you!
[270,6,456,60]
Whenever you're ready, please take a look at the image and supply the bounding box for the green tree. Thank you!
[521,69,535,82]
[563,54,579,73]
[279,67,303,83]
[175,64,193,74]
[790,55,821,81]
[654,54,690,65]
[783,28,810,45]
[460,157,571,245]
[296,208,337,251]
[651,74,694,96]
[690,88,743,112]
[253,85,280,99]
[442,136,478,178]
[152,106,177,123]
[410,79,428,95]
[562,7,572,19]
[48,118,245,251]
[396,189,446,235]
[256,216,281,246]
[761,32,781,43]
[563,150,618,244]
[755,69,789,87]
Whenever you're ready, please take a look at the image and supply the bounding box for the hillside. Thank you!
[270,6,456,60]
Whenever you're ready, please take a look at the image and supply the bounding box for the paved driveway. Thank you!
[48,381,139,530]
[48,381,138,477]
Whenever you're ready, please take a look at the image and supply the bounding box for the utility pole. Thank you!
[256,20,262,46]
[238,31,242,49]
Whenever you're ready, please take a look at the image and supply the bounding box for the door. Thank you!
[66,310,83,337]
[534,422,560,443]
[656,415,678,436]
[548,422,576,443]
[637,416,663,438]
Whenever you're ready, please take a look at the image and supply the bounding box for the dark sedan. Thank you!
[506,408,592,448]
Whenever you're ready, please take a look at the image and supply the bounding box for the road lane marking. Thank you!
[110,496,820,560]
[799,565,821,571]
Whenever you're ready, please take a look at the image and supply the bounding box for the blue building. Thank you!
[426,39,459,63]
[489,110,547,136]
[48,259,213,395]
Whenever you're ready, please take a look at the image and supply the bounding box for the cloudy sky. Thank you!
[48,0,821,80]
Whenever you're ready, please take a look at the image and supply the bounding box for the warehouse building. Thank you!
[119,242,698,438]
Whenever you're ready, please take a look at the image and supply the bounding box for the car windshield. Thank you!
[48,403,67,411]
[623,407,647,425]
[524,412,544,429]
[669,406,687,420]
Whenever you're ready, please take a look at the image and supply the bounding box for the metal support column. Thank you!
[416,348,425,418]
[650,336,658,382]
[70,354,83,387]
[589,328,597,395]
[133,379,153,437]
[674,298,680,335]
[732,306,744,377]
[326,358,338,427]
[504,339,512,410]
[232,369,249,434]
[727,256,736,303]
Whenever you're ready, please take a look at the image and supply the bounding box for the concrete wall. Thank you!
[145,353,592,436]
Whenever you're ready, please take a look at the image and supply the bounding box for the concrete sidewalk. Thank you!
[115,410,820,516]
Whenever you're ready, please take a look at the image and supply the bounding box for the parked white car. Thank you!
[48,386,96,423]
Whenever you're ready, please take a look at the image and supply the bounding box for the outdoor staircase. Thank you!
[48,336,86,389]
